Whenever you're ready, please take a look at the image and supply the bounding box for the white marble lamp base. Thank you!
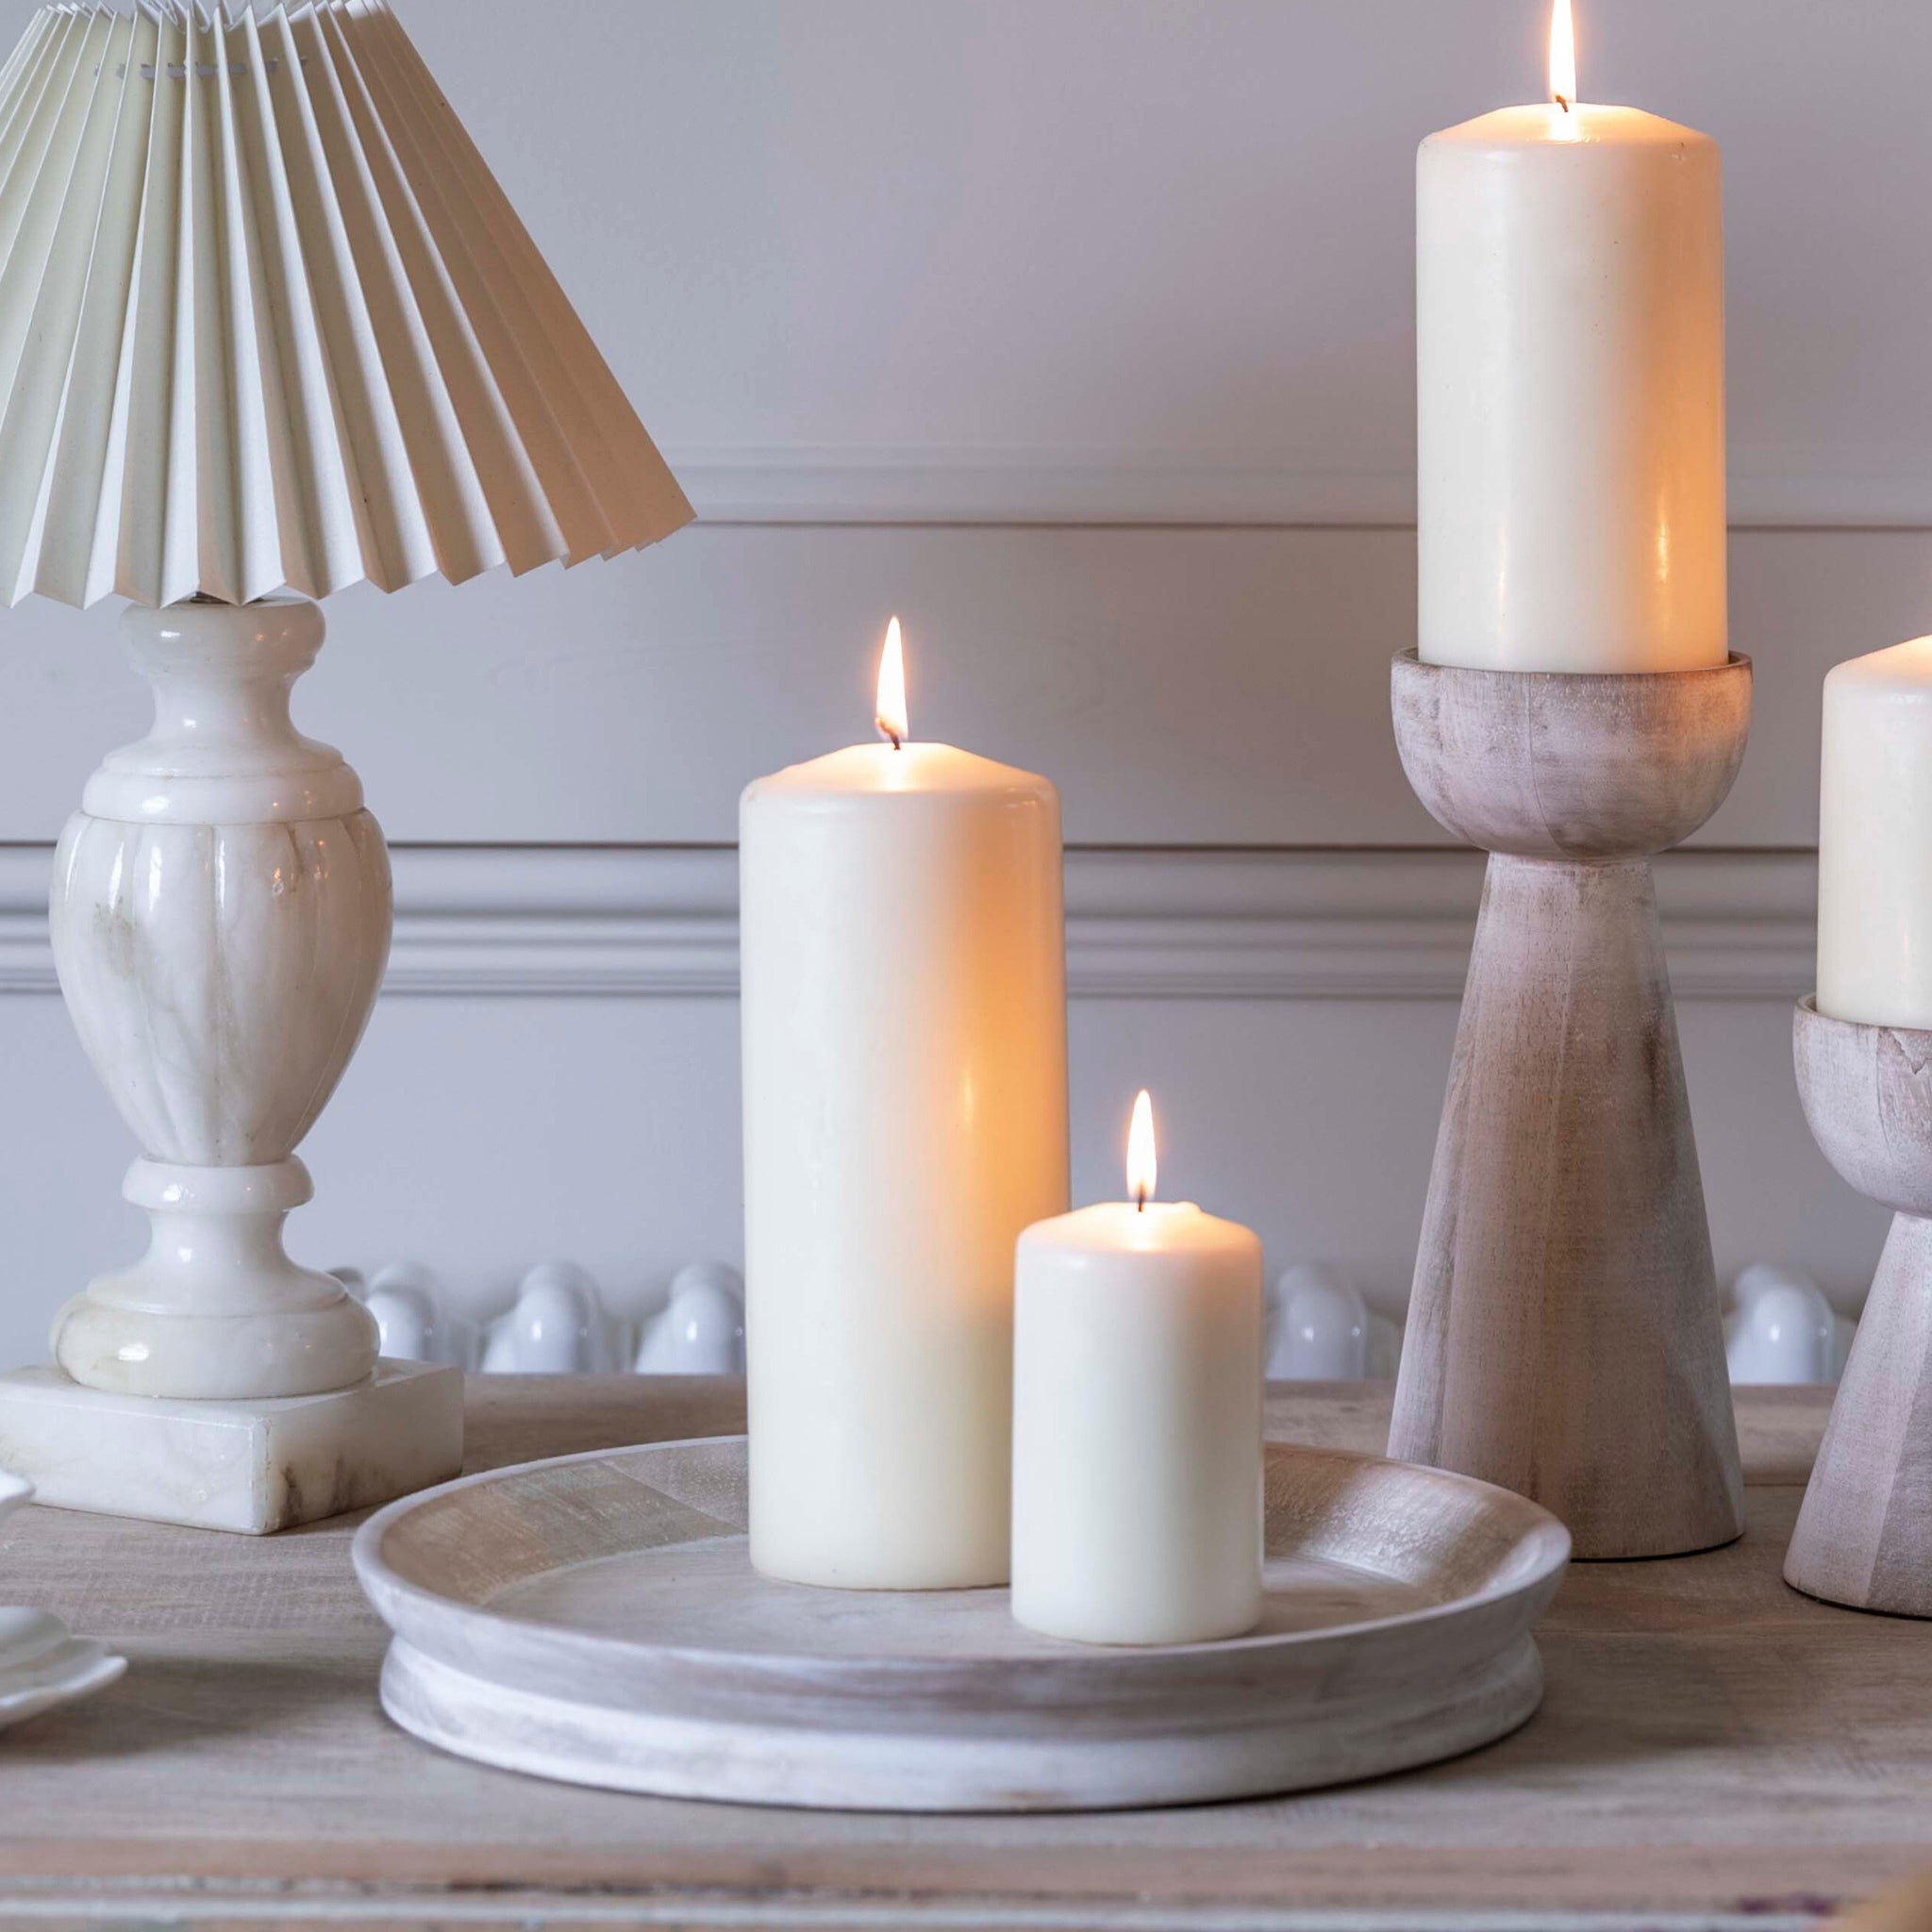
[46,597,390,1406]
[8,595,463,1535]
[0,1361,462,1535]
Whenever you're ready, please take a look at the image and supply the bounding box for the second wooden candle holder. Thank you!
[1387,650,1750,1559]
[1785,1000,1932,1616]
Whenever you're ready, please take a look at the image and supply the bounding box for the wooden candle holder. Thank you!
[1786,1000,1932,1615]
[1387,650,1751,1559]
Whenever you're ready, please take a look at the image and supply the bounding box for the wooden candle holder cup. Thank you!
[1786,1000,1932,1615]
[1388,650,1751,1560]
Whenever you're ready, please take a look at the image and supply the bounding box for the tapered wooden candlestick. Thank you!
[1387,651,1750,1559]
[1786,1000,1932,1615]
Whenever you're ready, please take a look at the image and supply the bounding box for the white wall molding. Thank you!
[671,445,1932,532]
[0,843,1816,1004]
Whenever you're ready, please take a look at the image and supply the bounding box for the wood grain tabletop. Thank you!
[0,1376,1906,1930]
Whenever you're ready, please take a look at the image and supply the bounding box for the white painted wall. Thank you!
[0,526,1924,848]
[0,974,1883,1353]
[0,1,1921,1366]
[417,0,1932,526]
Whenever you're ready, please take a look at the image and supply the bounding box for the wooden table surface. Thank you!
[0,1376,1919,1931]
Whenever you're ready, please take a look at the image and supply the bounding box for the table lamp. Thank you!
[0,0,691,1531]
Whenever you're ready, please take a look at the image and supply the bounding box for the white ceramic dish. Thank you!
[0,1473,126,1731]
[354,1435,1570,1812]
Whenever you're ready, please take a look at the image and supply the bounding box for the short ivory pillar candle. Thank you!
[740,620,1069,1591]
[1417,0,1727,673]
[1817,639,1932,1028]
[1011,1093,1264,1646]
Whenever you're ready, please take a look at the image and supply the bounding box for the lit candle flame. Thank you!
[1549,0,1576,112]
[875,616,908,749]
[1126,1089,1157,1211]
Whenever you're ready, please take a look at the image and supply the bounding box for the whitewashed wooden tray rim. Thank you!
[352,1433,1571,1811]
[357,1434,1569,1671]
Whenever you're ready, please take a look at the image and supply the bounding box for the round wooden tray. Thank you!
[352,1434,1570,1812]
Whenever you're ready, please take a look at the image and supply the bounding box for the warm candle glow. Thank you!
[1548,0,1576,112]
[875,616,908,749]
[1126,1090,1157,1211]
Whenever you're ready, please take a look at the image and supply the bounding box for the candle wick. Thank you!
[1135,1187,1146,1213]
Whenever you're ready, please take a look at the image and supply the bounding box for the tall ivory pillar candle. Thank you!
[1417,0,1726,672]
[741,621,1069,1591]
[1011,1094,1264,1646]
[1818,640,1932,1028]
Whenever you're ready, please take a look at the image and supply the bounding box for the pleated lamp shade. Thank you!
[0,0,692,608]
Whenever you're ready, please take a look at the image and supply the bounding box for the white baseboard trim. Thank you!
[668,443,1932,530]
[0,843,1815,1003]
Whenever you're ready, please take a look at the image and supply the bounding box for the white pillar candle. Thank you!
[741,620,1069,1591]
[1011,1093,1264,1646]
[1417,0,1726,673]
[1817,639,1932,1029]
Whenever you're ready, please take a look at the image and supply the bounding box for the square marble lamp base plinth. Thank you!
[0,1362,464,1535]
